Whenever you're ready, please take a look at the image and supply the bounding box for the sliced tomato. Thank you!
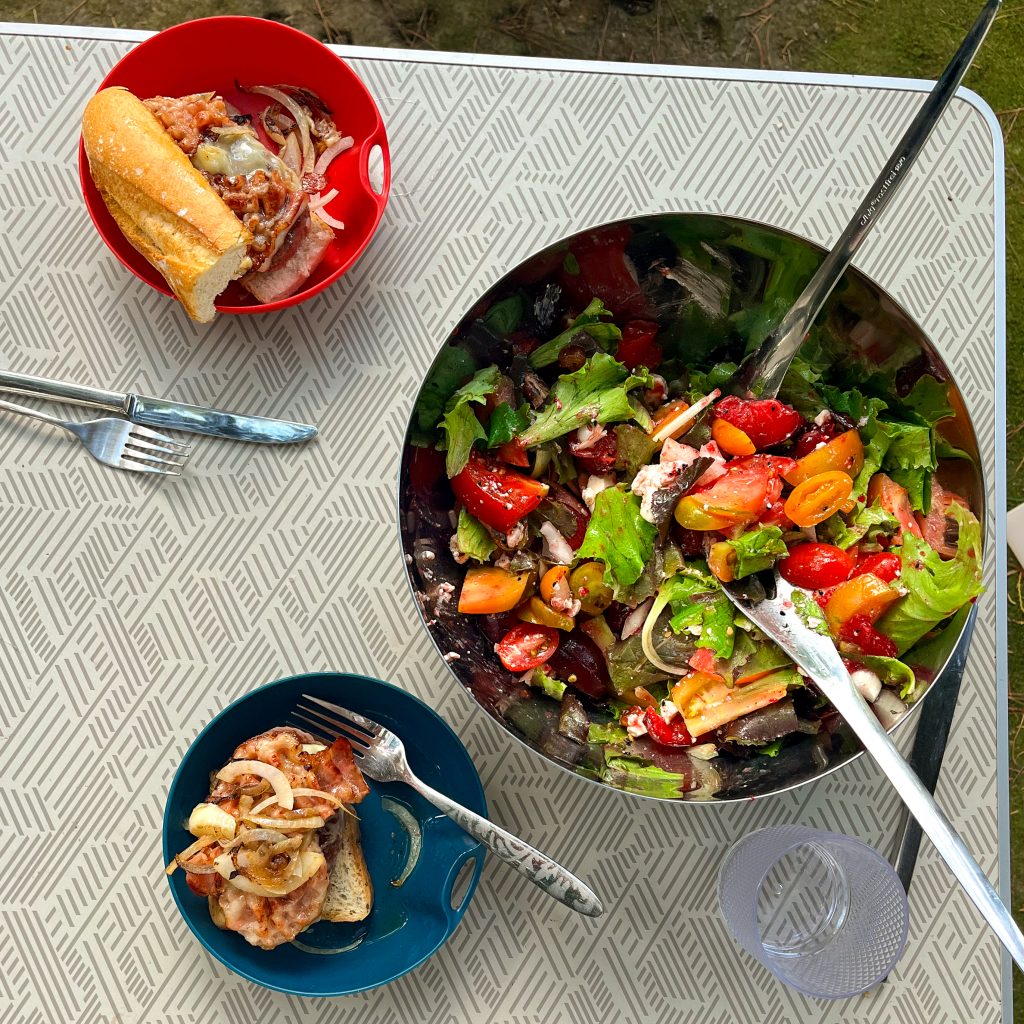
[451,451,549,533]
[616,320,662,370]
[674,455,782,530]
[779,544,855,590]
[852,552,901,583]
[867,473,922,539]
[915,479,970,558]
[714,396,803,449]
[496,624,560,672]
[689,648,718,675]
[839,614,897,658]
[760,500,793,529]
[643,708,694,748]
[497,440,530,467]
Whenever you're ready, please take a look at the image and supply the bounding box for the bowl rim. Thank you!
[77,15,391,316]
[162,669,487,995]
[395,210,986,805]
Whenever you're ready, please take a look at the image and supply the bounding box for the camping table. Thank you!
[0,23,1009,1024]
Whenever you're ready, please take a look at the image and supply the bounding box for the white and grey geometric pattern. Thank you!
[0,27,1007,1024]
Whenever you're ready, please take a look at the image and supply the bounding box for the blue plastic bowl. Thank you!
[163,672,486,996]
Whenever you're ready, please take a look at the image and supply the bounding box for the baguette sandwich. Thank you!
[168,726,372,950]
[82,86,351,322]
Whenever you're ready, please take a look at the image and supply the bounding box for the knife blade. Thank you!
[0,370,317,444]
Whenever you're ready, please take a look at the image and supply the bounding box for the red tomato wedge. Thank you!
[714,396,803,449]
[451,452,549,533]
[674,455,783,530]
[867,473,922,539]
[496,624,560,673]
[616,320,662,370]
[643,708,694,748]
[852,552,901,583]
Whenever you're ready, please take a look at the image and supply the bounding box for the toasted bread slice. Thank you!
[319,811,373,923]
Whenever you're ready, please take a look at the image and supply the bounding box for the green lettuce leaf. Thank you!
[849,654,917,700]
[576,485,657,590]
[456,508,496,563]
[877,419,935,512]
[601,757,688,799]
[410,345,477,445]
[518,353,651,448]
[487,402,530,448]
[759,739,784,757]
[669,592,735,659]
[901,375,954,426]
[587,721,628,745]
[607,635,671,696]
[818,501,900,551]
[439,365,500,477]
[531,666,567,700]
[723,525,788,579]
[529,298,622,368]
[687,361,738,400]
[877,503,983,653]
[483,295,523,336]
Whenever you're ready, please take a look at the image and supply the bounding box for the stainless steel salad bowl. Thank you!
[397,213,983,802]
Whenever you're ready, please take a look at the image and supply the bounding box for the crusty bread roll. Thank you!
[82,88,252,323]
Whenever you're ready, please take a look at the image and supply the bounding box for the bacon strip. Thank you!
[311,737,369,806]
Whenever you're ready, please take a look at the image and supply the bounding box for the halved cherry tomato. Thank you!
[784,471,854,528]
[517,595,575,631]
[568,432,617,475]
[496,624,560,672]
[675,455,781,531]
[784,429,864,486]
[779,543,855,590]
[616,320,663,371]
[451,451,549,533]
[839,614,898,657]
[497,440,530,467]
[714,396,803,449]
[852,552,901,583]
[711,418,756,457]
[867,473,922,539]
[708,541,737,583]
[569,561,614,615]
[670,670,724,715]
[643,707,694,748]
[540,565,570,604]
[824,573,901,631]
[458,567,531,614]
[689,648,719,675]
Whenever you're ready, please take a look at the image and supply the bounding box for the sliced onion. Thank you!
[240,828,289,846]
[213,853,236,881]
[244,814,325,831]
[314,209,345,231]
[309,188,338,211]
[216,760,294,810]
[640,601,690,675]
[621,599,653,640]
[166,834,218,875]
[247,86,314,172]
[291,787,342,806]
[313,135,353,177]
[226,851,325,897]
[260,106,290,147]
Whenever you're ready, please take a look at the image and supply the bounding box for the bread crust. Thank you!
[82,87,252,322]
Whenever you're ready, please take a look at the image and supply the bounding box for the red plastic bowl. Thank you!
[78,17,390,316]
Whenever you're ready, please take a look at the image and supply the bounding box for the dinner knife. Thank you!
[0,370,317,444]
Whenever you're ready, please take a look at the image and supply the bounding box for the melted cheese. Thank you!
[193,132,287,179]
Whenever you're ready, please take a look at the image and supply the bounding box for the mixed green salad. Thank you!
[408,223,983,797]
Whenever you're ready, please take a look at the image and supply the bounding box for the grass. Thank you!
[812,2,1024,1016]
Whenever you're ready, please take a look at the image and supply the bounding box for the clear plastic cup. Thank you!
[717,825,910,999]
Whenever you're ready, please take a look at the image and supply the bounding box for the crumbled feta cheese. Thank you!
[582,473,615,510]
[574,423,607,450]
[623,708,648,738]
[813,410,831,426]
[540,522,574,564]
[449,534,469,565]
[659,699,679,723]
[850,668,883,703]
[505,521,527,548]
[443,651,461,662]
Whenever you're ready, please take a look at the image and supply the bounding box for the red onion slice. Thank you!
[313,135,354,178]
[309,188,339,211]
[247,85,314,172]
[314,209,345,231]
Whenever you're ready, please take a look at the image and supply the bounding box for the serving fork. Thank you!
[0,397,191,475]
[290,696,605,918]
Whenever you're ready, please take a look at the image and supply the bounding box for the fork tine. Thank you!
[302,695,381,734]
[119,452,185,473]
[125,435,192,459]
[285,714,332,745]
[115,457,181,476]
[293,703,374,743]
[291,709,371,750]
[128,424,192,451]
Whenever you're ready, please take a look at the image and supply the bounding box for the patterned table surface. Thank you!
[0,24,1009,1024]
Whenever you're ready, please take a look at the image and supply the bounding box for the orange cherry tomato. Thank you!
[458,567,531,614]
[539,565,570,604]
[711,418,756,457]
[707,541,737,583]
[824,573,901,632]
[784,471,854,528]
[784,430,865,487]
[670,671,725,716]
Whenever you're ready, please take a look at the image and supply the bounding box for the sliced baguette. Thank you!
[319,811,373,923]
[81,87,252,323]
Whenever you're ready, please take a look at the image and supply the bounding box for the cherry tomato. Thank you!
[568,432,617,475]
[689,648,718,675]
[852,552,901,583]
[760,500,793,529]
[792,412,854,459]
[714,396,803,449]
[560,225,649,319]
[784,430,864,487]
[707,541,737,583]
[496,624,560,672]
[824,573,901,631]
[451,451,549,533]
[674,455,782,530]
[496,440,530,467]
[839,614,898,658]
[784,471,854,528]
[459,567,531,615]
[711,418,756,457]
[643,708,694,748]
[779,543,855,589]
[616,320,663,370]
[866,473,922,539]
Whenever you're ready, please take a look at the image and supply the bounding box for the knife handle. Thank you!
[0,371,128,414]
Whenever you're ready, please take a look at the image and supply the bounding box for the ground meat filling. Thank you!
[143,93,297,271]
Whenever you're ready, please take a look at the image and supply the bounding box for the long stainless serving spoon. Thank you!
[723,575,1024,972]
[733,0,1002,398]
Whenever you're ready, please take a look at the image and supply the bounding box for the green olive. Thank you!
[569,561,614,616]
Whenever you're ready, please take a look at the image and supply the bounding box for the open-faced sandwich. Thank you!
[167,726,372,950]
[81,85,352,321]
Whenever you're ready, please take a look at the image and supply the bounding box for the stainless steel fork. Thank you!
[0,397,191,475]
[291,695,605,918]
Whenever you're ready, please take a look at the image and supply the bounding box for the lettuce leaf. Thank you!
[518,353,651,448]
[529,298,622,368]
[877,503,983,653]
[576,485,657,590]
[588,721,628,745]
[456,508,496,563]
[901,375,954,426]
[487,403,530,447]
[877,419,935,512]
[410,345,477,445]
[439,365,500,476]
[849,654,917,700]
[722,525,788,579]
[669,592,735,659]
[483,295,523,336]
[818,501,900,551]
[531,666,567,700]
[601,757,688,799]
